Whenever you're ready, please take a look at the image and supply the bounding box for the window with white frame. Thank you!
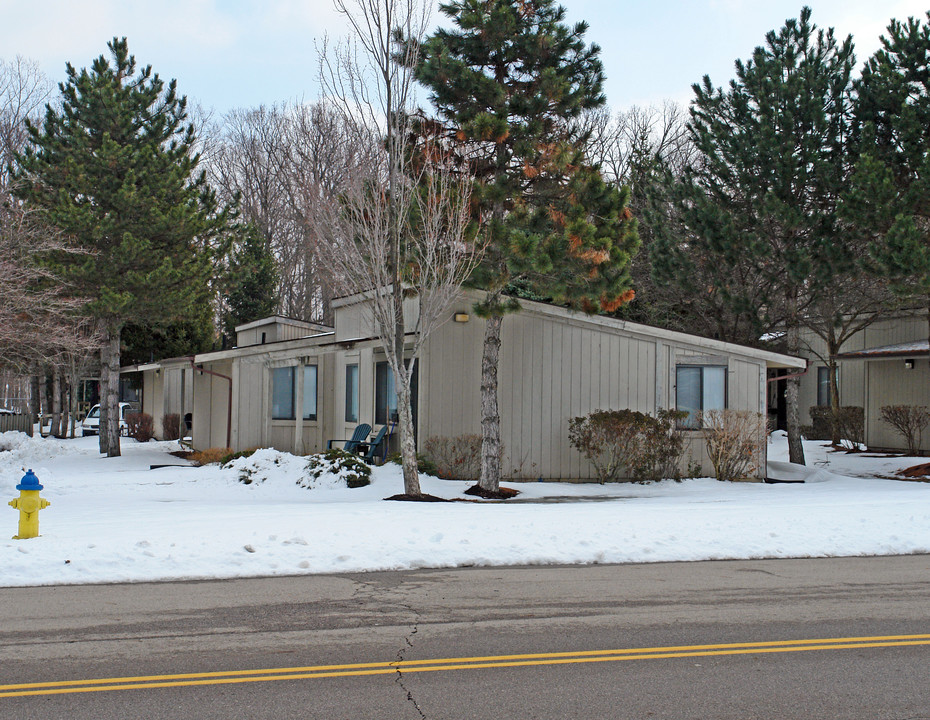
[676,365,727,428]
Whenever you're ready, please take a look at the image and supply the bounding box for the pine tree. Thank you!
[651,7,855,465]
[121,308,217,367]
[848,13,930,362]
[13,38,229,456]
[221,225,280,346]
[413,0,638,493]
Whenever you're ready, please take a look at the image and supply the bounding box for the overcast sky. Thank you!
[2,0,928,116]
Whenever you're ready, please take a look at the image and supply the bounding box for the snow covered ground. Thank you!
[1,430,928,587]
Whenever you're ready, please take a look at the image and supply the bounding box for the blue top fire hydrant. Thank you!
[9,469,50,539]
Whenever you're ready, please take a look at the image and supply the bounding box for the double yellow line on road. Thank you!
[3,633,929,698]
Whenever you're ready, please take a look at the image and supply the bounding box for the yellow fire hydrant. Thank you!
[9,469,50,540]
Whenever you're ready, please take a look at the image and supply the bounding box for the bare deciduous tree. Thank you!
[1,55,99,428]
[583,101,696,185]
[315,0,482,497]
[802,272,900,445]
[207,102,360,325]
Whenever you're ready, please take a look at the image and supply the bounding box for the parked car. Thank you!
[81,403,140,437]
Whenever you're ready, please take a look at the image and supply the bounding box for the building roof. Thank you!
[234,315,333,333]
[836,340,930,360]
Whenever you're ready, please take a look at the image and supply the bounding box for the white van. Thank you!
[81,403,140,437]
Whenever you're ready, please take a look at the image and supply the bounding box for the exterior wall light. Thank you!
[905,359,915,369]
[453,313,469,323]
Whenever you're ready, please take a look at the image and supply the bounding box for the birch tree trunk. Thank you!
[395,366,421,496]
[479,311,503,493]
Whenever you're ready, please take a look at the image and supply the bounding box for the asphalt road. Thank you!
[2,555,929,719]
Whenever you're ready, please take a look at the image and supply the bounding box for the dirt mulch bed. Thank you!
[463,484,520,500]
[384,493,452,502]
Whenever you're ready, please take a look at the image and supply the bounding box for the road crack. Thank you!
[394,604,426,719]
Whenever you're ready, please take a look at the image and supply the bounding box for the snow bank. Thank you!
[1,433,929,587]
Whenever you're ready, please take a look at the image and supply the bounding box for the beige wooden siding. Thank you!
[420,309,484,441]
[278,324,307,342]
[209,361,232,449]
[235,358,266,451]
[799,314,925,423]
[236,328,259,346]
[190,360,233,450]
[863,359,930,451]
[333,296,421,342]
[421,308,779,480]
[667,353,767,479]
[499,311,656,480]
[142,372,157,425]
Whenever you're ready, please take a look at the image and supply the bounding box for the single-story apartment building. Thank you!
[126,290,805,480]
[796,310,930,452]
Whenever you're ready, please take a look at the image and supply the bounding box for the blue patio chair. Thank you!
[356,425,390,464]
[326,423,372,453]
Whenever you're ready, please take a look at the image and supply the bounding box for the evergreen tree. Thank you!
[121,308,217,367]
[413,0,638,493]
[221,225,279,346]
[651,7,855,465]
[13,38,229,456]
[848,13,930,360]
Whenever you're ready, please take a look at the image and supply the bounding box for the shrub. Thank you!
[806,406,833,441]
[422,434,483,480]
[192,447,236,465]
[126,412,154,442]
[698,409,767,482]
[569,409,640,483]
[833,406,864,451]
[880,405,930,455]
[162,413,181,441]
[568,409,687,483]
[221,447,259,464]
[306,449,371,488]
[633,409,689,482]
[387,452,438,476]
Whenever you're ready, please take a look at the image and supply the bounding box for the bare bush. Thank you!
[833,406,864,451]
[698,409,767,482]
[635,409,689,482]
[880,405,930,455]
[126,412,154,443]
[162,413,181,441]
[569,410,643,483]
[423,434,484,480]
